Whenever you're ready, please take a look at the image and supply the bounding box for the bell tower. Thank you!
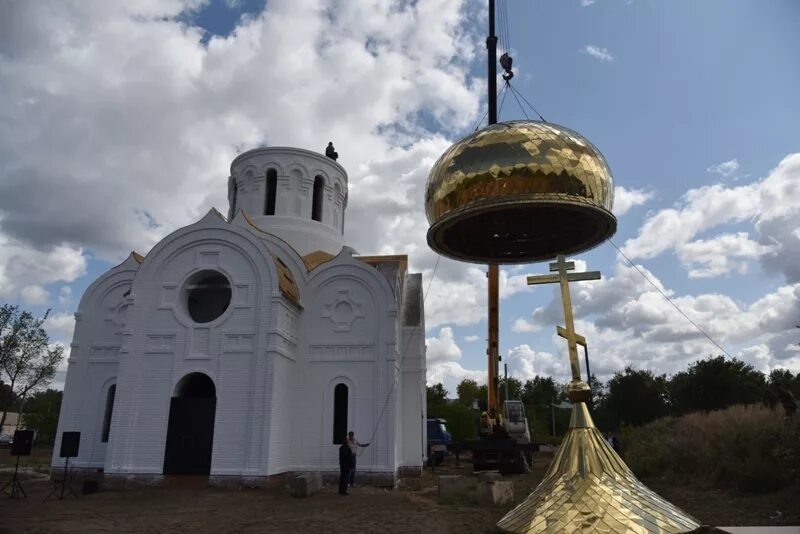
[228,147,348,256]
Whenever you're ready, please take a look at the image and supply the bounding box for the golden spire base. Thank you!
[497,403,701,533]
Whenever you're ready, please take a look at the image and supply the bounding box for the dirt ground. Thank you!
[1,451,798,533]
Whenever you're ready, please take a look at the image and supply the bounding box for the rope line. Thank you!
[366,254,442,445]
[508,81,529,120]
[508,82,546,122]
[473,83,507,131]
[608,239,732,358]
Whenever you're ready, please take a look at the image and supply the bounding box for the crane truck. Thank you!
[466,266,534,474]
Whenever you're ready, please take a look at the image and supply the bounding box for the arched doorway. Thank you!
[163,372,216,475]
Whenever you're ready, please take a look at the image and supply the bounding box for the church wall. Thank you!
[399,325,426,470]
[399,273,426,471]
[264,301,299,474]
[52,256,137,471]
[295,258,399,477]
[265,351,295,473]
[104,217,278,478]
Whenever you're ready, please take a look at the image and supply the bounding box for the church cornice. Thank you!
[230,146,348,181]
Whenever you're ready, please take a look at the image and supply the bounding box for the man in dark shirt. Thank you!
[325,142,338,161]
[338,441,352,495]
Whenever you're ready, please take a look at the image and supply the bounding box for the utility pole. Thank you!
[504,363,509,403]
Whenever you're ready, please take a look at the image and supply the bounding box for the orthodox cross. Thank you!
[527,255,601,383]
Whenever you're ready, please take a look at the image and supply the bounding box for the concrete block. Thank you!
[476,471,502,483]
[477,480,514,506]
[290,472,322,498]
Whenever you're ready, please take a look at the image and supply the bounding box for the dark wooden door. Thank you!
[163,397,216,475]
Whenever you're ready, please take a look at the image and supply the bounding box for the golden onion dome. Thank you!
[425,120,616,264]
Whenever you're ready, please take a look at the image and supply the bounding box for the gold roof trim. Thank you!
[302,250,337,272]
[132,252,145,264]
[272,254,301,307]
[239,210,262,232]
[497,402,700,534]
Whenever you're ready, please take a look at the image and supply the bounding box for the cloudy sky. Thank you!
[2,0,799,393]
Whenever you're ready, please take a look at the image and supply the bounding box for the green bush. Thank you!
[622,405,799,493]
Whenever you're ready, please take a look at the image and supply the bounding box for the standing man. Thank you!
[346,431,369,487]
[338,440,353,496]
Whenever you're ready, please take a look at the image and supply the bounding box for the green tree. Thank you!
[604,367,668,427]
[0,381,19,412]
[498,376,523,402]
[426,383,448,407]
[0,306,64,430]
[21,389,62,444]
[520,376,567,440]
[521,376,562,406]
[667,356,767,415]
[456,378,482,407]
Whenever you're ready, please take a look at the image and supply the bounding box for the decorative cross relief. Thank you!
[321,289,365,332]
[527,255,601,401]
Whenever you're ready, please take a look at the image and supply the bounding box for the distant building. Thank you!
[53,146,427,485]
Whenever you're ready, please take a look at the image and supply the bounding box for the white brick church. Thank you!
[53,146,427,485]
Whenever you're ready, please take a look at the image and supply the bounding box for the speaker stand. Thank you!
[43,457,79,502]
[1,456,27,499]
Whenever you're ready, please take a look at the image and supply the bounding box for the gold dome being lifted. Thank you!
[425,120,617,264]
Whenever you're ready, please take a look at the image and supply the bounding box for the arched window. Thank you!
[312,175,324,222]
[101,384,116,443]
[332,383,348,444]
[265,168,277,215]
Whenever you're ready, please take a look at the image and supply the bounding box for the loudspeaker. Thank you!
[60,431,80,458]
[10,430,34,456]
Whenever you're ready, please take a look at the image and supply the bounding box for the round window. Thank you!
[183,270,232,324]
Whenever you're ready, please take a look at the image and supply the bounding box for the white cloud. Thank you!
[20,285,50,306]
[425,327,489,392]
[707,158,740,177]
[426,327,463,365]
[44,311,76,342]
[464,335,480,342]
[512,317,540,333]
[623,153,800,282]
[0,0,483,310]
[0,241,87,300]
[580,0,596,6]
[58,286,72,305]
[677,232,774,278]
[614,186,654,216]
[505,344,566,382]
[515,258,800,379]
[426,361,485,392]
[583,45,614,62]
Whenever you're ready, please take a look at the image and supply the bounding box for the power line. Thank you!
[608,239,732,358]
